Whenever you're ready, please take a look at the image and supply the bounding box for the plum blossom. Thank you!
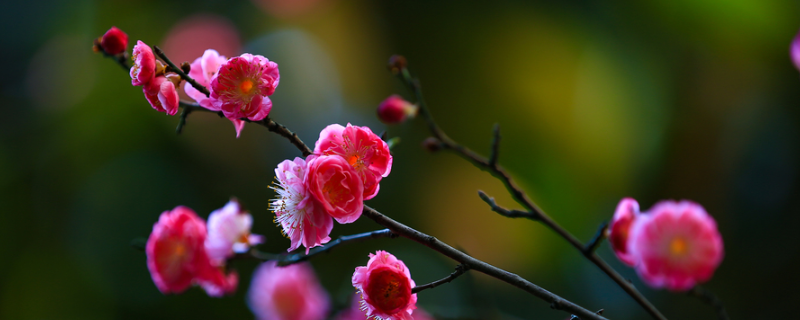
[314,124,392,200]
[145,206,237,296]
[248,261,330,320]
[792,29,800,72]
[271,157,334,253]
[143,75,180,116]
[306,155,364,224]
[352,251,417,320]
[628,200,724,291]
[205,199,264,265]
[130,40,155,86]
[100,26,128,55]
[336,294,433,320]
[185,49,247,137]
[209,53,279,123]
[608,197,640,266]
[377,95,417,124]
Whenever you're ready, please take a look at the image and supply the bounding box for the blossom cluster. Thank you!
[271,123,392,253]
[608,198,724,291]
[145,200,262,296]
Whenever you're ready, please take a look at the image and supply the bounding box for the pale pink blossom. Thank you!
[377,95,417,124]
[608,197,640,266]
[628,200,724,291]
[205,199,264,265]
[352,251,417,320]
[271,157,334,253]
[143,76,179,116]
[130,40,155,86]
[248,261,330,320]
[100,26,128,55]
[185,49,248,137]
[306,155,364,224]
[314,124,392,200]
[209,53,279,122]
[146,206,238,296]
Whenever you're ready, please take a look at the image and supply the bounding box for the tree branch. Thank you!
[583,222,609,255]
[394,62,667,320]
[688,286,729,320]
[275,229,397,266]
[412,264,470,293]
[153,46,210,97]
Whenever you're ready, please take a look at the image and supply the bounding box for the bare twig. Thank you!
[583,222,609,255]
[571,309,604,320]
[689,286,729,320]
[489,123,501,167]
[394,62,667,320]
[478,190,541,221]
[275,229,397,266]
[412,264,470,293]
[153,45,210,97]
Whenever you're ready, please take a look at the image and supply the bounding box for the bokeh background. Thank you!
[2,0,799,319]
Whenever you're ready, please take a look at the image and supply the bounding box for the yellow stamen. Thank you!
[239,79,254,94]
[670,238,687,256]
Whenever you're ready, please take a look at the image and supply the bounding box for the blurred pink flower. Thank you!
[248,261,330,320]
[608,197,640,266]
[271,157,334,253]
[146,206,238,296]
[377,95,417,124]
[352,251,417,320]
[185,49,248,137]
[100,26,128,55]
[628,200,724,291]
[130,40,155,86]
[314,124,392,200]
[205,199,264,265]
[305,154,363,224]
[143,76,179,116]
[209,53,279,123]
[792,29,800,72]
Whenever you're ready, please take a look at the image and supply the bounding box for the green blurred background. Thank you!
[2,0,799,319]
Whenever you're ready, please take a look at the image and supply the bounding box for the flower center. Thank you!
[322,180,345,206]
[366,267,411,315]
[239,79,254,94]
[670,237,687,256]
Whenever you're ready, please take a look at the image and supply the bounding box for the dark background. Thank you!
[1,0,799,319]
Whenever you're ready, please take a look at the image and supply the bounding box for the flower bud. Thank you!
[100,26,128,55]
[377,95,417,124]
[422,137,442,152]
[388,55,407,74]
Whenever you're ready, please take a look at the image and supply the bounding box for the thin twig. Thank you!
[412,264,470,293]
[395,63,667,320]
[571,309,604,320]
[489,123,501,167]
[275,229,397,266]
[583,222,609,255]
[478,190,541,220]
[688,286,729,320]
[153,46,210,97]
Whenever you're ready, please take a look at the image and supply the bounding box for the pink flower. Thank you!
[336,294,433,320]
[205,199,264,265]
[185,49,248,137]
[314,124,392,200]
[146,206,238,296]
[271,157,334,253]
[100,26,128,55]
[143,75,179,116]
[608,198,640,266]
[130,40,156,86]
[792,29,800,72]
[352,251,417,320]
[377,95,417,124]
[209,53,279,122]
[306,155,364,224]
[628,200,724,291]
[248,261,330,320]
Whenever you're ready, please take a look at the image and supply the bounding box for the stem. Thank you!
[412,264,470,293]
[275,229,397,266]
[397,65,667,320]
[153,45,210,97]
[689,286,729,320]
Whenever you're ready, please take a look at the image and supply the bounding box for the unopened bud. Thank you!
[181,62,191,74]
[377,95,417,124]
[388,55,407,74]
[100,26,129,55]
[422,137,442,152]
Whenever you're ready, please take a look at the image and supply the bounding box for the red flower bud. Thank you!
[100,26,128,55]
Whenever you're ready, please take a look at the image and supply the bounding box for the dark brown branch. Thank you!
[688,286,729,320]
[583,222,609,254]
[95,38,131,71]
[489,123,501,167]
[412,264,470,293]
[362,206,607,320]
[275,229,397,266]
[153,45,210,97]
[395,63,667,320]
[478,190,540,221]
[571,309,604,320]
